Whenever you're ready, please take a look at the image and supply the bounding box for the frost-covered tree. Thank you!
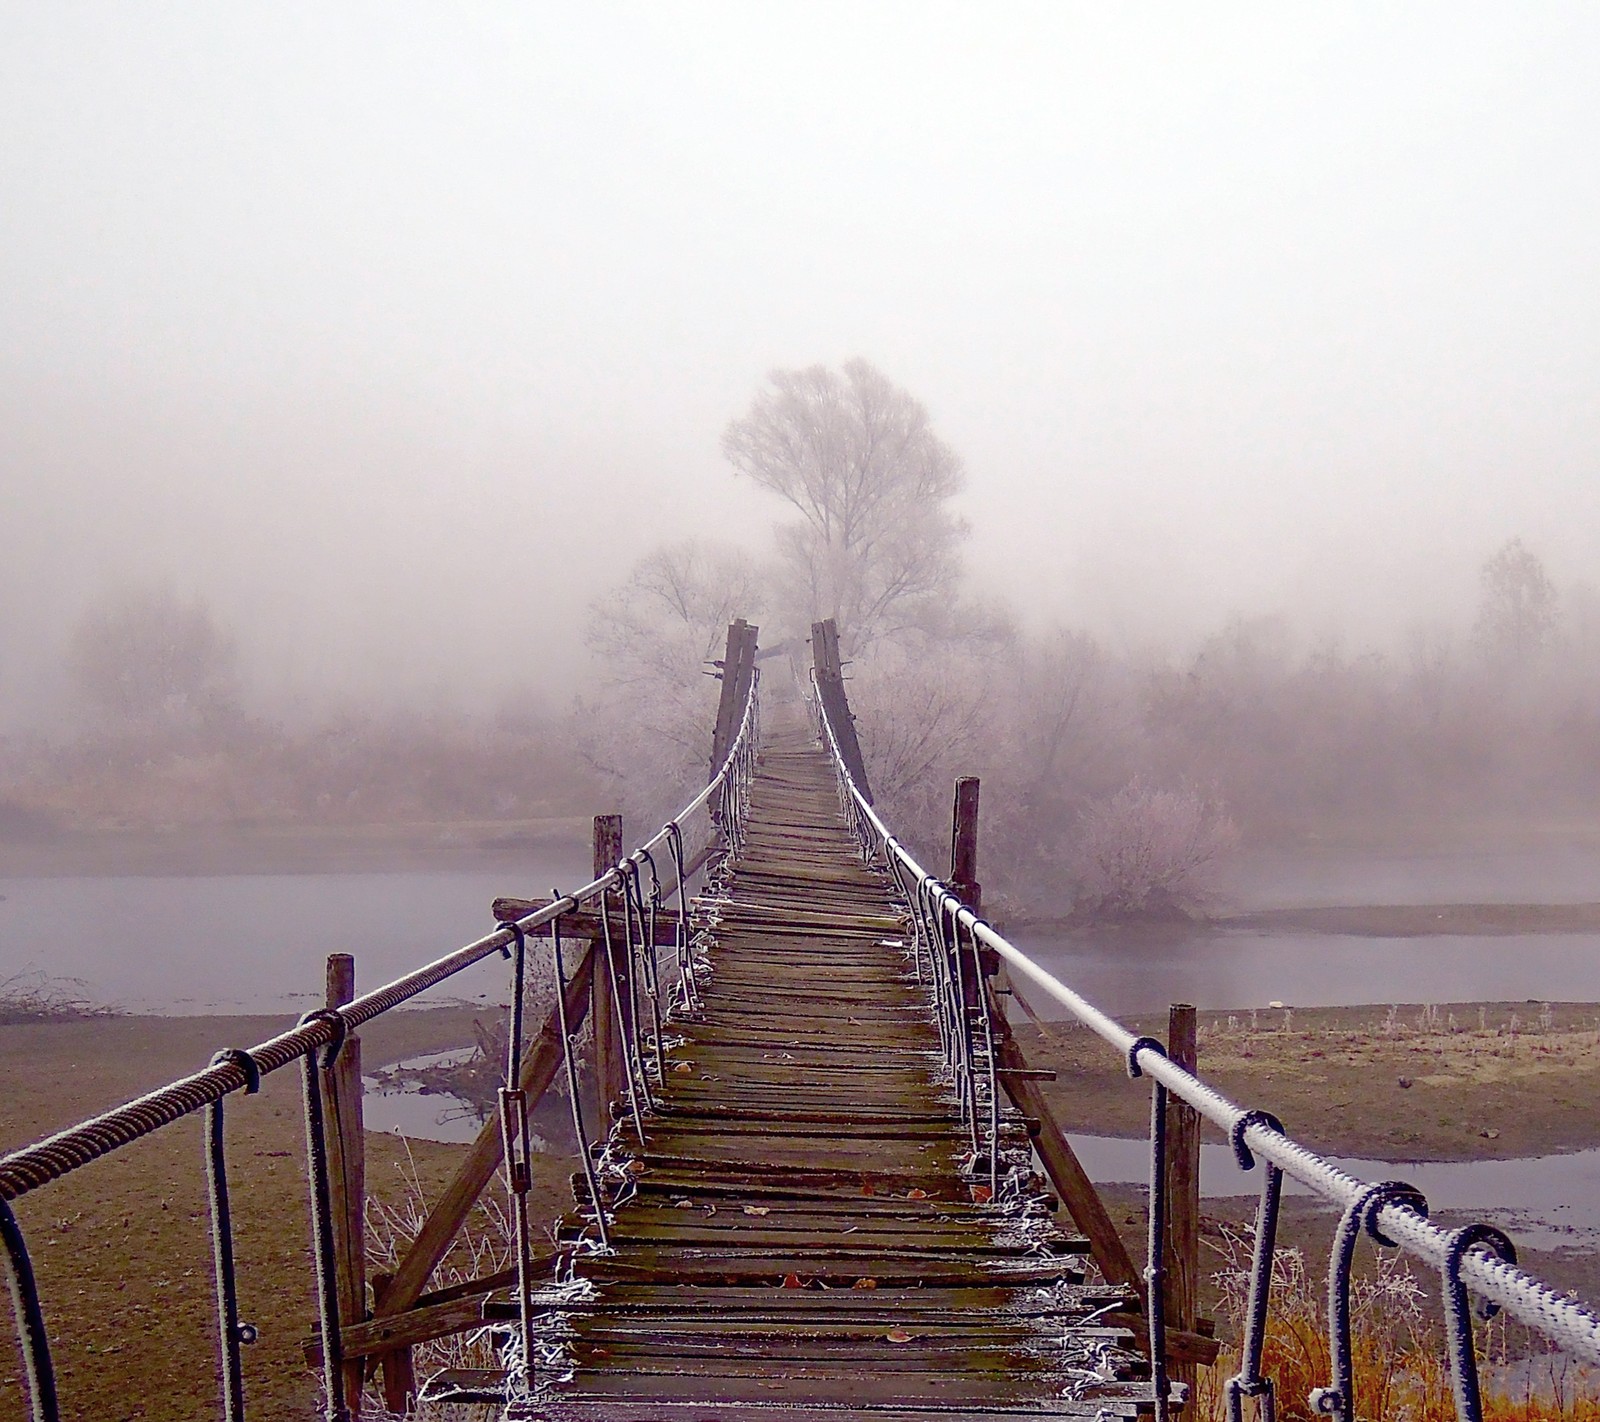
[722,360,967,653]
[1073,778,1238,921]
[1473,537,1558,666]
[579,540,765,825]
[68,586,238,731]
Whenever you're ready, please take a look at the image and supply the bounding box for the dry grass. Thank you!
[1192,1228,1600,1421]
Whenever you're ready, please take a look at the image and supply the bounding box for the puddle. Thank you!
[362,1050,565,1149]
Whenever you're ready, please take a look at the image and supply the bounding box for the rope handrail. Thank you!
[808,672,1600,1384]
[0,670,760,1205]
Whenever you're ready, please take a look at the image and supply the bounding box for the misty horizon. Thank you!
[5,6,1600,730]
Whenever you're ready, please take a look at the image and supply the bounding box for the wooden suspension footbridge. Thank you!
[426,708,1164,1418]
[2,617,1598,1422]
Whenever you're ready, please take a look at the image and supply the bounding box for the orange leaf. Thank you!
[886,1329,914,1343]
[907,1188,929,1200]
[852,1277,878,1291]
[860,1182,876,1196]
[781,1273,803,1289]
[970,1185,994,1204]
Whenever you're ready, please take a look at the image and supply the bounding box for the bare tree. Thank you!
[722,360,967,652]
[580,540,765,823]
[1073,778,1238,922]
[68,586,239,730]
[1473,537,1558,666]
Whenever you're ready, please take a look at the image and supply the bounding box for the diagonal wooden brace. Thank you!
[366,941,597,1408]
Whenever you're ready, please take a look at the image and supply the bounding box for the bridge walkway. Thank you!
[445,710,1160,1419]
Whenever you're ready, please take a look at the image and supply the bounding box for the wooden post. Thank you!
[949,776,982,908]
[1164,1003,1201,1397]
[591,814,626,1122]
[729,620,759,744]
[322,954,368,1417]
[811,618,873,802]
[709,619,749,777]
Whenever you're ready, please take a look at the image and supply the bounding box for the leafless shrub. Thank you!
[0,969,116,1024]
[1071,777,1238,922]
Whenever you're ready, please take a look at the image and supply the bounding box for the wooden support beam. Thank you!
[304,1258,557,1367]
[322,954,368,1418]
[949,776,982,910]
[1164,1003,1202,1394]
[591,815,627,1129]
[709,619,749,777]
[991,1022,1143,1298]
[491,897,681,946]
[811,618,873,803]
[368,942,597,1408]
[1104,1313,1221,1368]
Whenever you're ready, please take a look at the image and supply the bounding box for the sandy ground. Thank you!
[1015,1000,1600,1161]
[0,1010,574,1421]
[3,1002,1599,1418]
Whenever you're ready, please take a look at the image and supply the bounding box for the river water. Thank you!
[3,843,1598,1015]
[4,842,1599,1245]
[0,856,588,1013]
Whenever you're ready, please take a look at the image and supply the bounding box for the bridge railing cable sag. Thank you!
[0,673,760,1422]
[808,672,1600,1422]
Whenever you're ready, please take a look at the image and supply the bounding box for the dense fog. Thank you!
[4,7,1600,909]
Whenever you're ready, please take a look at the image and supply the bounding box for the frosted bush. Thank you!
[1072,777,1238,920]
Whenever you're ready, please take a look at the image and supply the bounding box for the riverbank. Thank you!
[3,1004,1597,1416]
[1016,1000,1600,1161]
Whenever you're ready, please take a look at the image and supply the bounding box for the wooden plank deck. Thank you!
[433,710,1161,1420]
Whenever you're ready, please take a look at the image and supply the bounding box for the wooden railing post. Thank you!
[592,814,626,1122]
[1164,1003,1201,1397]
[323,954,368,1417]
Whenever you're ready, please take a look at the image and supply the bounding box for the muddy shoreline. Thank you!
[1017,1000,1600,1162]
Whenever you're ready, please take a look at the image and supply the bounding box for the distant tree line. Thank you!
[6,361,1596,927]
[585,359,1600,919]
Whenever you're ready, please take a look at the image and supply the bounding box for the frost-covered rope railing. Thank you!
[809,675,1600,1422]
[0,667,759,1422]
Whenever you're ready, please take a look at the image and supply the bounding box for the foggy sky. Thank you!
[4,4,1599,727]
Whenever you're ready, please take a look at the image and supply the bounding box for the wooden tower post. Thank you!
[591,814,627,1120]
[810,618,872,802]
